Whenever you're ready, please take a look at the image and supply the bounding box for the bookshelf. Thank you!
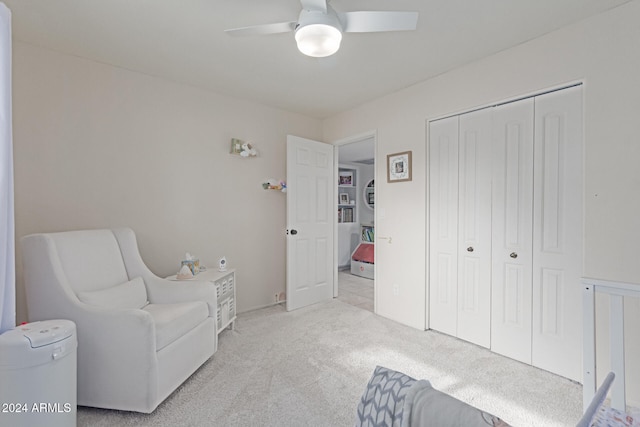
[338,167,357,223]
[351,224,374,279]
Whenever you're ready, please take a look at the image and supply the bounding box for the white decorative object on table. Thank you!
[181,252,200,275]
[218,256,227,272]
[176,264,194,280]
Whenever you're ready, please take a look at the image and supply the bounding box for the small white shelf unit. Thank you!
[168,268,236,335]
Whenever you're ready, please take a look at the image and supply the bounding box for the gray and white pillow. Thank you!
[355,365,417,427]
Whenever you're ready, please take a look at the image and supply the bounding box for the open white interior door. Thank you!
[286,135,335,311]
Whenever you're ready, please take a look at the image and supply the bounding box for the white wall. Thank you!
[323,0,640,399]
[12,42,323,321]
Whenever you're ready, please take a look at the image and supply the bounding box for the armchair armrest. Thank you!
[143,275,217,317]
[73,303,156,352]
[43,298,161,409]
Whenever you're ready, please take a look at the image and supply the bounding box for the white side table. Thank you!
[167,268,236,334]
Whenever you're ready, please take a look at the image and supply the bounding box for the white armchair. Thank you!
[21,228,217,413]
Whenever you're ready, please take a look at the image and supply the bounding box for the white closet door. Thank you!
[532,86,583,381]
[428,116,459,336]
[457,108,492,348]
[491,98,535,364]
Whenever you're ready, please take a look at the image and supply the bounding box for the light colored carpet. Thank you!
[78,299,583,426]
[337,270,374,312]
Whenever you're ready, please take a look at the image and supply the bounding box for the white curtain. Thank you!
[0,2,14,334]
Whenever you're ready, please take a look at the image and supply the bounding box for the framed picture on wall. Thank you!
[339,171,354,186]
[387,151,412,183]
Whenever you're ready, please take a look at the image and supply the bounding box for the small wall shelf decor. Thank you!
[387,151,412,183]
[230,138,257,157]
[262,178,286,192]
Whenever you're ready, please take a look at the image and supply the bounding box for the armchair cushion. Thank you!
[77,276,148,310]
[143,301,209,350]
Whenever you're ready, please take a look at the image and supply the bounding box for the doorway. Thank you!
[334,134,376,312]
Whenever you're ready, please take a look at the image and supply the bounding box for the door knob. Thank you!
[290,229,298,235]
[467,247,474,252]
[510,252,518,258]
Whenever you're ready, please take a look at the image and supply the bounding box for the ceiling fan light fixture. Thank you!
[295,23,342,57]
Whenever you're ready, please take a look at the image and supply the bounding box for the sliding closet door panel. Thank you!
[532,86,583,382]
[428,116,459,336]
[457,109,492,348]
[491,98,534,364]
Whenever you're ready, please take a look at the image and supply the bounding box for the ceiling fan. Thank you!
[224,0,419,58]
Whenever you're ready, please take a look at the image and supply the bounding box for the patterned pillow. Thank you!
[355,366,417,427]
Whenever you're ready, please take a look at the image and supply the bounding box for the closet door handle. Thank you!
[510,252,518,259]
[467,246,474,252]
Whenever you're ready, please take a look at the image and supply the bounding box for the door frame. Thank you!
[331,130,378,306]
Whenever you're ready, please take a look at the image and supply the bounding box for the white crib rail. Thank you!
[582,277,639,412]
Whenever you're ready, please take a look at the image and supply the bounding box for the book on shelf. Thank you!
[361,227,374,242]
[338,207,354,223]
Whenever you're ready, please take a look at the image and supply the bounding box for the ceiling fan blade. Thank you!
[341,11,418,33]
[225,21,296,37]
[300,0,327,13]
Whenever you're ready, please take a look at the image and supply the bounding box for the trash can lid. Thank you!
[16,320,75,348]
[0,320,77,369]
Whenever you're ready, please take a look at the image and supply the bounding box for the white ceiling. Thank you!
[339,137,375,164]
[3,0,631,118]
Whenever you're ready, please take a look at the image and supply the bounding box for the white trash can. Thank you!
[0,320,77,427]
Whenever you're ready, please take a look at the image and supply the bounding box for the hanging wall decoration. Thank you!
[230,138,257,157]
[262,179,286,192]
[387,151,412,183]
